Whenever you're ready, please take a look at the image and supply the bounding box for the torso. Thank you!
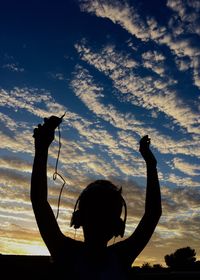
[52,239,129,280]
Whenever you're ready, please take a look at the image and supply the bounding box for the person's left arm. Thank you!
[112,135,162,267]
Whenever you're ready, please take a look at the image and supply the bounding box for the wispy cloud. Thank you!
[167,0,200,35]
[71,65,142,131]
[142,50,166,76]
[74,41,200,136]
[79,0,150,41]
[171,157,200,176]
[2,63,24,72]
[79,0,200,89]
[0,87,65,117]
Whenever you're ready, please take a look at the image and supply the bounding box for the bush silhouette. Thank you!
[165,246,196,270]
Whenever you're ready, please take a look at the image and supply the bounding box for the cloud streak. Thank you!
[74,41,200,135]
[80,0,200,90]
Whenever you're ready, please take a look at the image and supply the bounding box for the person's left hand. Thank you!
[139,135,157,167]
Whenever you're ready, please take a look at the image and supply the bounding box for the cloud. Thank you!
[50,72,66,81]
[0,155,32,173]
[172,157,200,176]
[79,0,150,41]
[0,222,50,255]
[167,0,200,35]
[142,50,166,76]
[71,64,143,131]
[166,173,200,188]
[2,63,24,72]
[0,87,66,117]
[79,0,166,43]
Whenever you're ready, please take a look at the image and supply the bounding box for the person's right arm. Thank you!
[31,117,71,257]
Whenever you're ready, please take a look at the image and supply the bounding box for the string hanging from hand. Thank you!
[53,126,67,220]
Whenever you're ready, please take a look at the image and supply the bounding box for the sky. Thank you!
[0,0,200,267]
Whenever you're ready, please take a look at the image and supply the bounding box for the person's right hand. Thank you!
[33,116,61,150]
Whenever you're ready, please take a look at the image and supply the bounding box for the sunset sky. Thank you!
[0,0,200,266]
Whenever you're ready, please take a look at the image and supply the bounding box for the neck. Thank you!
[84,238,107,253]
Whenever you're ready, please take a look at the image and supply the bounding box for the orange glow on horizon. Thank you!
[0,238,49,256]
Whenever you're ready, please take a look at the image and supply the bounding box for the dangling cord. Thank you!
[53,125,66,220]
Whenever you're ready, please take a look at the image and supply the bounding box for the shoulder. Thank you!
[52,235,83,262]
[108,240,124,251]
[108,239,137,268]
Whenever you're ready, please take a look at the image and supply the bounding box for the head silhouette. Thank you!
[70,180,127,245]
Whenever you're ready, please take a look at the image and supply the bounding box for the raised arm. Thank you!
[139,135,162,218]
[114,135,162,266]
[31,116,67,256]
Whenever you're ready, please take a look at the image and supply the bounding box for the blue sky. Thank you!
[0,0,200,266]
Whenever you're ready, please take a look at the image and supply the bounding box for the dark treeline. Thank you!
[139,246,200,271]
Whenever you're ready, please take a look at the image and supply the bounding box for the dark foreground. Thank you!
[1,254,200,280]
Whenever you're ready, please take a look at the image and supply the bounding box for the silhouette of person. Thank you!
[31,116,162,279]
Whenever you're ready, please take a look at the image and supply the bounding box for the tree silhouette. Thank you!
[165,246,196,270]
[153,264,163,269]
[141,262,153,272]
[142,262,152,269]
